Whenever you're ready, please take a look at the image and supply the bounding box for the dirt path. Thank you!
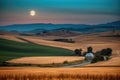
[63,61,91,68]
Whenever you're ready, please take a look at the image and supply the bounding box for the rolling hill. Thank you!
[0,38,73,62]
[0,21,120,33]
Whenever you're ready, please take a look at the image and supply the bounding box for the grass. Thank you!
[0,38,73,62]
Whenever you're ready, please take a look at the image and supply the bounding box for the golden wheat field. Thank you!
[0,35,26,43]
[7,56,84,65]
[0,67,119,80]
[1,33,120,54]
[86,56,120,67]
[0,33,120,80]
[18,35,120,53]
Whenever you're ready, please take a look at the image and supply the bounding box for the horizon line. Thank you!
[0,20,120,26]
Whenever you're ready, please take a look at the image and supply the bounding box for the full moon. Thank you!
[30,10,36,16]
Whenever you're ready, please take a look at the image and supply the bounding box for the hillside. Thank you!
[86,56,120,67]
[0,38,73,62]
[39,30,81,37]
[7,56,84,65]
[17,32,120,54]
[0,21,120,33]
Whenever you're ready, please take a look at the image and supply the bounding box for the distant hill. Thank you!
[0,21,120,33]
[38,30,81,37]
[99,21,120,26]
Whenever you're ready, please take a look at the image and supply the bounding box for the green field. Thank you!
[0,38,73,62]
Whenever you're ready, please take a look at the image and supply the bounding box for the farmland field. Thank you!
[86,56,120,67]
[0,33,120,80]
[17,34,120,54]
[7,56,84,65]
[0,67,119,80]
[0,1,120,79]
[0,35,26,43]
[0,38,73,62]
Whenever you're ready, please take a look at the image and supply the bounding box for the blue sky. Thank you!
[0,0,120,25]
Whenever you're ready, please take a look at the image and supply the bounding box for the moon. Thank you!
[30,10,36,16]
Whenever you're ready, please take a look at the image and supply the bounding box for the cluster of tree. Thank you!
[54,38,75,43]
[74,49,82,56]
[74,47,93,56]
[100,48,112,56]
[91,48,112,63]
[73,47,112,63]
[20,33,32,36]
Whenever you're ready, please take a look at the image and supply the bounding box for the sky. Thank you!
[0,0,120,25]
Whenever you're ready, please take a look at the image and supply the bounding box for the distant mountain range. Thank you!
[0,21,120,33]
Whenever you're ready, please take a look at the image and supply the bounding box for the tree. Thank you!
[101,48,112,56]
[91,55,104,63]
[105,48,112,56]
[101,49,106,55]
[87,46,93,53]
[91,48,112,63]
[74,49,82,56]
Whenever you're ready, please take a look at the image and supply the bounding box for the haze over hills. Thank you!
[0,21,120,33]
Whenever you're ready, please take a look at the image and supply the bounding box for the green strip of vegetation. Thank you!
[0,38,73,62]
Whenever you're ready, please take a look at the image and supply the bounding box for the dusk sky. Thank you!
[0,0,120,25]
